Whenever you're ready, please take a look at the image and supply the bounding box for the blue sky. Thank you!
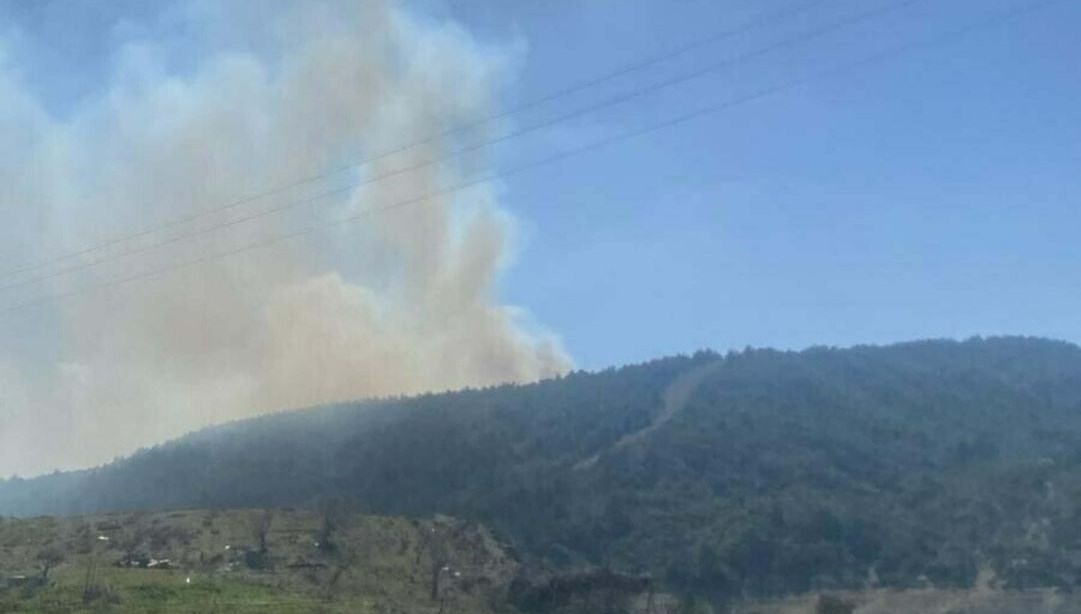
[3,0,1079,372]
[441,0,1081,368]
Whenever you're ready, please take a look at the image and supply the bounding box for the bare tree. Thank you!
[423,524,454,602]
[316,497,350,553]
[36,546,64,583]
[81,552,98,603]
[324,547,358,602]
[251,509,274,554]
[80,548,116,606]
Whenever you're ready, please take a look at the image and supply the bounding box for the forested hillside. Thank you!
[5,337,1081,600]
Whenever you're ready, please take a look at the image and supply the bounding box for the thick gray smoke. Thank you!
[0,0,570,477]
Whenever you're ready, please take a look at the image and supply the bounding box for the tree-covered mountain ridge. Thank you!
[5,336,1081,599]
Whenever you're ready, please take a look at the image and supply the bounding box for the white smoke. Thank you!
[0,0,570,477]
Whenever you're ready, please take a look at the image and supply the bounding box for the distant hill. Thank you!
[5,337,1081,600]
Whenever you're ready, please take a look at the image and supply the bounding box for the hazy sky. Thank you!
[0,0,1078,475]
[3,0,1079,370]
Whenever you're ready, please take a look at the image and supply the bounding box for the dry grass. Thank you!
[0,509,517,613]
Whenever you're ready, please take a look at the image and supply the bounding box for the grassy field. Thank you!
[1,568,368,613]
[9,510,1080,614]
[0,509,518,613]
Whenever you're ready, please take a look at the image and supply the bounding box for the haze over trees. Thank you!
[4,336,1081,600]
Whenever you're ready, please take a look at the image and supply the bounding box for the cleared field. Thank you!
[0,509,517,613]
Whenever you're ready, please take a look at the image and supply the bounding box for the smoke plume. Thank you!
[0,0,570,477]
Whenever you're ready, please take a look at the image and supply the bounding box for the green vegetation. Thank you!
[0,509,517,613]
[1,569,349,614]
[5,337,1081,604]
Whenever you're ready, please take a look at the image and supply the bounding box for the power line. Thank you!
[0,0,835,283]
[0,0,926,295]
[2,0,1064,318]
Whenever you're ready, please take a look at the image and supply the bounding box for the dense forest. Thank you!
[5,337,1081,601]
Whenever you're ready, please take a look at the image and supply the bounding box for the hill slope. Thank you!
[5,337,1081,599]
[0,508,517,613]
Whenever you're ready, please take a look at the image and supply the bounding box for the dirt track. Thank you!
[575,360,725,470]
